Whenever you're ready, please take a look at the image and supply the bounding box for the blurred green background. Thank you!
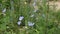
[0,0,60,34]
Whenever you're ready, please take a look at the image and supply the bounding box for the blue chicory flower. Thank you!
[28,21,35,26]
[17,21,21,25]
[19,16,24,21]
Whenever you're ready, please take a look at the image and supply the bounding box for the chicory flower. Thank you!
[28,21,35,26]
[19,16,24,21]
[17,21,21,25]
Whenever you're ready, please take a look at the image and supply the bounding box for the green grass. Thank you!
[0,0,60,34]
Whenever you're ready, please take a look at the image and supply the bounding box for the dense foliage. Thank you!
[0,0,60,34]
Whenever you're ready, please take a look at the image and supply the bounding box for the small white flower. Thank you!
[24,2,27,4]
[17,21,21,25]
[30,14,34,17]
[19,16,24,21]
[28,21,35,26]
[23,26,28,29]
[2,8,6,13]
[6,26,9,28]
